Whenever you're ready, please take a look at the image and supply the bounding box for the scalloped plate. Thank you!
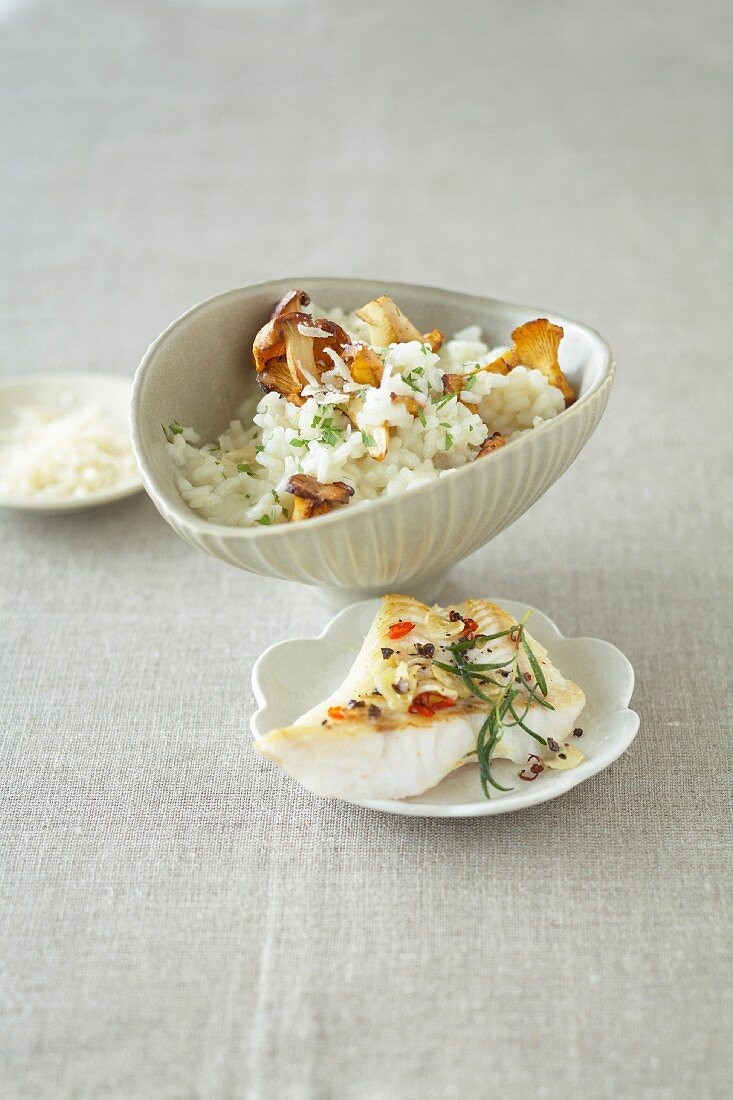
[251,599,638,817]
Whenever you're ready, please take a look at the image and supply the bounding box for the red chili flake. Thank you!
[408,692,456,718]
[461,617,479,639]
[327,706,350,720]
[388,621,415,640]
[448,609,463,622]
[518,765,544,782]
[518,752,544,782]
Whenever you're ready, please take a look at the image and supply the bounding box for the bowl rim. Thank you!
[132,277,615,539]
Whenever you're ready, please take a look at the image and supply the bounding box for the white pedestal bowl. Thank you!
[131,278,614,603]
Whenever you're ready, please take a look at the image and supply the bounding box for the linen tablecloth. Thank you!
[2,1,731,1096]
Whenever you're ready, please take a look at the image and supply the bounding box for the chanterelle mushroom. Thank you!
[286,473,354,522]
[476,431,506,458]
[356,295,444,351]
[252,312,351,405]
[509,319,575,406]
[343,396,391,461]
[270,289,311,320]
[342,343,383,387]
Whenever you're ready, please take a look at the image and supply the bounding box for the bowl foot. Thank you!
[313,567,449,610]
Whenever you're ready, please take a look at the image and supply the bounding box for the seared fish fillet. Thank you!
[256,595,585,801]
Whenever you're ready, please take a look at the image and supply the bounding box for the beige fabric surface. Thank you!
[1,0,731,1097]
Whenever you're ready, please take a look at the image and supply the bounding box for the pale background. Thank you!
[1,1,731,1098]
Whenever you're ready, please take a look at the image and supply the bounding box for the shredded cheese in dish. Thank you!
[0,402,138,500]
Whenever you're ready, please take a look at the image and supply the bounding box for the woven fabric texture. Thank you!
[1,1,731,1097]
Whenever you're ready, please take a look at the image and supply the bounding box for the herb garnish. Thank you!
[237,462,255,476]
[361,430,376,448]
[317,416,342,446]
[437,615,554,798]
[162,421,184,442]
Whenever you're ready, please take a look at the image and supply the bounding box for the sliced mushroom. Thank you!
[342,343,383,387]
[510,319,575,405]
[286,473,354,522]
[309,318,353,373]
[252,313,352,403]
[476,431,506,458]
[343,397,390,460]
[270,289,311,320]
[483,353,513,375]
[355,295,443,350]
[442,373,465,397]
[391,394,420,416]
[258,358,306,406]
[421,328,445,352]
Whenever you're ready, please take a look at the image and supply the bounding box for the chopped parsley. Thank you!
[403,367,425,392]
[162,421,184,442]
[237,462,255,476]
[256,513,275,526]
[463,373,477,391]
[361,430,376,448]
[289,438,309,448]
[318,417,342,446]
[433,392,457,410]
[445,430,454,450]
[416,406,427,427]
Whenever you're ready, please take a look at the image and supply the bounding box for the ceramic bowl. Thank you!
[131,278,614,602]
[251,598,639,817]
[0,373,142,515]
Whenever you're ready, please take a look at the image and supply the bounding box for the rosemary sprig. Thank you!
[436,614,551,797]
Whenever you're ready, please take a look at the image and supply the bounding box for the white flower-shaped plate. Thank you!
[251,599,639,817]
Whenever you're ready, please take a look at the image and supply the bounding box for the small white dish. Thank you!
[251,598,639,817]
[0,373,142,515]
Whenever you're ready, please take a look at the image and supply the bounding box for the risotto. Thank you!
[165,292,575,527]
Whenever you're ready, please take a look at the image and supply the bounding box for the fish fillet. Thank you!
[256,595,585,801]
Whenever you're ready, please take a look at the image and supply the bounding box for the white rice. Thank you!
[166,307,566,527]
[0,402,138,500]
